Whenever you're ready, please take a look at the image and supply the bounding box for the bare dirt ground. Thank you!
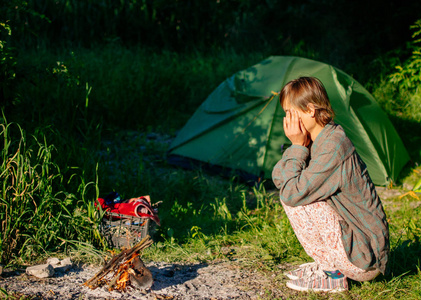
[0,260,289,300]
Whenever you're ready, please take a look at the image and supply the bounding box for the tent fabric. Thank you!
[168,56,410,186]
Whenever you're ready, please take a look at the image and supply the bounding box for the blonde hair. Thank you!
[279,77,334,126]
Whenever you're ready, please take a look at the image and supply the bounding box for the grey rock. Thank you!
[26,264,55,278]
[129,256,153,290]
[47,257,73,273]
[46,257,61,265]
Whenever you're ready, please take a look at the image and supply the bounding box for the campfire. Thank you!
[84,235,153,292]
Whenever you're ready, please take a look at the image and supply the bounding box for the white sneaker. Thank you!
[284,262,317,280]
[286,269,348,293]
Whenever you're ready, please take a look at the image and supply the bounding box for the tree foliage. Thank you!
[2,0,420,57]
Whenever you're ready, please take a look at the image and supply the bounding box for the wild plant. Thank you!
[389,19,421,94]
[0,120,104,264]
[387,19,421,125]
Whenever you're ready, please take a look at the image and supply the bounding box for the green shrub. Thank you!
[372,19,421,163]
[389,20,421,94]
[384,19,421,124]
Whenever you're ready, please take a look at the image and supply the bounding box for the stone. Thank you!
[26,264,55,278]
[46,257,60,265]
[129,256,153,290]
[46,257,73,273]
[55,257,73,273]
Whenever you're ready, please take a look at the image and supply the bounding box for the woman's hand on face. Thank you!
[283,109,310,147]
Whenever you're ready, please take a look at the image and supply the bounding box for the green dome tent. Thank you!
[168,56,410,186]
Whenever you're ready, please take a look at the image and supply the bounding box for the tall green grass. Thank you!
[0,120,104,264]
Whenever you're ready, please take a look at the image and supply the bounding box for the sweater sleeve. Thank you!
[272,139,344,207]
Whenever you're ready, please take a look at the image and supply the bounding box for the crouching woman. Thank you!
[272,77,389,293]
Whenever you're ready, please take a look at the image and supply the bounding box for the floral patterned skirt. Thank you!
[281,200,380,281]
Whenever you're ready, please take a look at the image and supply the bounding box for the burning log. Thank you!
[84,235,153,291]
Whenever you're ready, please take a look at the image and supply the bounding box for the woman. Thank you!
[272,77,389,293]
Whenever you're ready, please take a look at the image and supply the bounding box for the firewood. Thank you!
[107,269,124,290]
[83,235,153,290]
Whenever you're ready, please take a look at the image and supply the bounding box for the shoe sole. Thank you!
[286,281,347,293]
